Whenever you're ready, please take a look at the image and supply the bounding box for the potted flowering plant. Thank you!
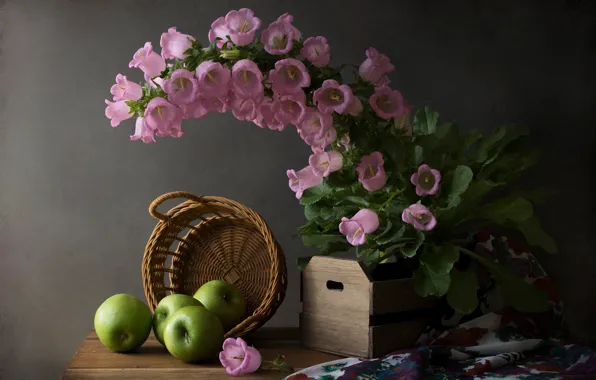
[104,9,557,315]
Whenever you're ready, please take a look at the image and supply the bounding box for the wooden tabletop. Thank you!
[62,328,342,379]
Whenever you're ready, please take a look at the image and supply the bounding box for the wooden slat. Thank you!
[370,279,438,315]
[63,329,341,379]
[300,312,369,359]
[301,256,370,315]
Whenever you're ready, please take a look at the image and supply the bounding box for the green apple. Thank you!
[152,294,203,346]
[193,280,246,331]
[163,306,224,363]
[94,294,152,352]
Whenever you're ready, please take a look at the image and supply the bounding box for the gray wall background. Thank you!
[1,0,595,379]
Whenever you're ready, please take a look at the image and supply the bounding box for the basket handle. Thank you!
[149,191,204,221]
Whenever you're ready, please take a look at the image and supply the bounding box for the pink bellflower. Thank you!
[196,61,231,99]
[339,209,380,246]
[297,108,333,145]
[410,164,441,196]
[129,42,166,83]
[110,74,142,101]
[272,91,307,125]
[179,97,209,120]
[370,87,406,120]
[310,126,337,153]
[261,20,294,55]
[104,99,133,127]
[276,13,301,40]
[231,59,264,99]
[231,93,261,121]
[269,58,310,95]
[309,151,343,177]
[313,79,354,115]
[160,27,195,60]
[219,337,262,377]
[162,69,199,105]
[209,9,261,47]
[402,203,437,231]
[130,117,155,144]
[356,152,387,192]
[253,98,286,131]
[144,97,181,135]
[358,47,395,84]
[287,166,323,199]
[300,36,331,67]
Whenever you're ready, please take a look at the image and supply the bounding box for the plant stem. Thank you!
[378,188,403,212]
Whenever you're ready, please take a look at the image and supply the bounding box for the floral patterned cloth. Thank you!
[285,233,596,380]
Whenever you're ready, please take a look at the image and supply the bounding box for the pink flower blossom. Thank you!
[219,338,261,377]
[130,117,155,143]
[402,203,437,231]
[272,91,307,125]
[231,93,261,121]
[310,127,337,153]
[300,36,331,68]
[253,98,286,131]
[358,47,395,84]
[287,166,323,199]
[261,20,294,55]
[376,76,391,87]
[231,59,264,99]
[356,152,387,192]
[162,69,199,105]
[370,87,406,120]
[144,97,182,136]
[196,61,231,99]
[209,9,261,47]
[309,151,343,177]
[202,95,229,113]
[179,97,209,119]
[110,74,142,102]
[104,99,133,127]
[339,209,380,246]
[269,58,310,95]
[411,164,441,196]
[313,80,354,115]
[208,17,230,48]
[297,108,333,144]
[160,27,195,60]
[129,42,166,80]
[347,96,363,117]
[276,13,301,40]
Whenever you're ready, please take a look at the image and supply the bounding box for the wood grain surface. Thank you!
[62,329,341,379]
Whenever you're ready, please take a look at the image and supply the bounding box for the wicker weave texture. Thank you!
[142,191,287,338]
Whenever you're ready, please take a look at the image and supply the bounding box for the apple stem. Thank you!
[184,331,190,344]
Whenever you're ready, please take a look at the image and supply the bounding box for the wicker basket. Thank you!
[141,191,287,338]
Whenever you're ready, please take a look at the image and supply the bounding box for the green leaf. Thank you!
[446,165,473,208]
[343,196,371,207]
[362,250,381,267]
[304,204,320,221]
[476,197,534,224]
[459,247,550,313]
[450,165,474,196]
[463,130,483,151]
[299,183,332,206]
[297,256,312,271]
[414,145,424,166]
[420,244,460,274]
[400,229,425,257]
[319,207,333,221]
[447,269,478,314]
[517,216,558,254]
[374,219,393,240]
[320,242,352,256]
[413,107,438,136]
[301,234,344,247]
[377,225,406,245]
[414,266,451,297]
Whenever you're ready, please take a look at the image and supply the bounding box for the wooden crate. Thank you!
[299,256,438,358]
